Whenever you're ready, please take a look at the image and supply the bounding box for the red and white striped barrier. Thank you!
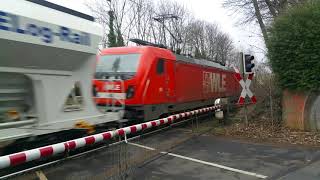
[0,105,221,169]
[233,67,257,105]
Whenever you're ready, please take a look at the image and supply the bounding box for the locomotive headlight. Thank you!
[126,86,135,99]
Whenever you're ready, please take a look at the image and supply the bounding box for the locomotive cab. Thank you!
[93,46,176,121]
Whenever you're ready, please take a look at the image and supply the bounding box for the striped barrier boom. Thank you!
[0,105,221,169]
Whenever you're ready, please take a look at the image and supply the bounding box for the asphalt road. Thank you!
[11,126,320,180]
[131,135,320,180]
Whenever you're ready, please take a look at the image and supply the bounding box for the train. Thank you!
[93,39,241,122]
[0,0,115,155]
[0,0,240,155]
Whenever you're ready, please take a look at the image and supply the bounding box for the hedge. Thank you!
[267,1,320,91]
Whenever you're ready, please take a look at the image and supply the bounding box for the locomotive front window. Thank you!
[96,54,141,73]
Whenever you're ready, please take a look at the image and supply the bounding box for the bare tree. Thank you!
[226,50,242,68]
[223,0,308,43]
[215,33,234,64]
[183,19,235,64]
[252,0,269,42]
[88,0,239,65]
[88,0,135,47]
[203,23,219,60]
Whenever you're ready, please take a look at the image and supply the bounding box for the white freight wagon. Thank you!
[0,0,121,153]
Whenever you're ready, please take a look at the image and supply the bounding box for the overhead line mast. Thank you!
[153,14,182,51]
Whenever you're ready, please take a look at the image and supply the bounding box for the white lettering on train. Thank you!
[203,72,226,93]
[105,84,121,91]
[0,10,91,46]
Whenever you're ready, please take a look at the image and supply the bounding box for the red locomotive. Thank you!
[93,40,240,121]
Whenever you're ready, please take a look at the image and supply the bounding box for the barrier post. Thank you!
[191,116,194,133]
[196,115,199,129]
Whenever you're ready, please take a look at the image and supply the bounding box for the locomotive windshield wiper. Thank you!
[112,58,121,72]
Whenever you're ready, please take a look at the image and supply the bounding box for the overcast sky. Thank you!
[47,0,266,61]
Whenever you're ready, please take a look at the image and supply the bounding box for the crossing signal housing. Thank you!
[244,54,255,74]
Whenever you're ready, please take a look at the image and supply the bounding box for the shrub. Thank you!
[267,1,320,91]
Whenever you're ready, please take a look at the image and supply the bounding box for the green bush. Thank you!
[267,1,320,91]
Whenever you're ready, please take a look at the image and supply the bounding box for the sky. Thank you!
[47,0,266,61]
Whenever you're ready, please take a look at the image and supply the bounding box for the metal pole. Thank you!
[269,75,274,128]
[240,52,248,125]
[196,115,199,130]
[226,100,230,125]
[244,103,248,126]
[191,116,194,133]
